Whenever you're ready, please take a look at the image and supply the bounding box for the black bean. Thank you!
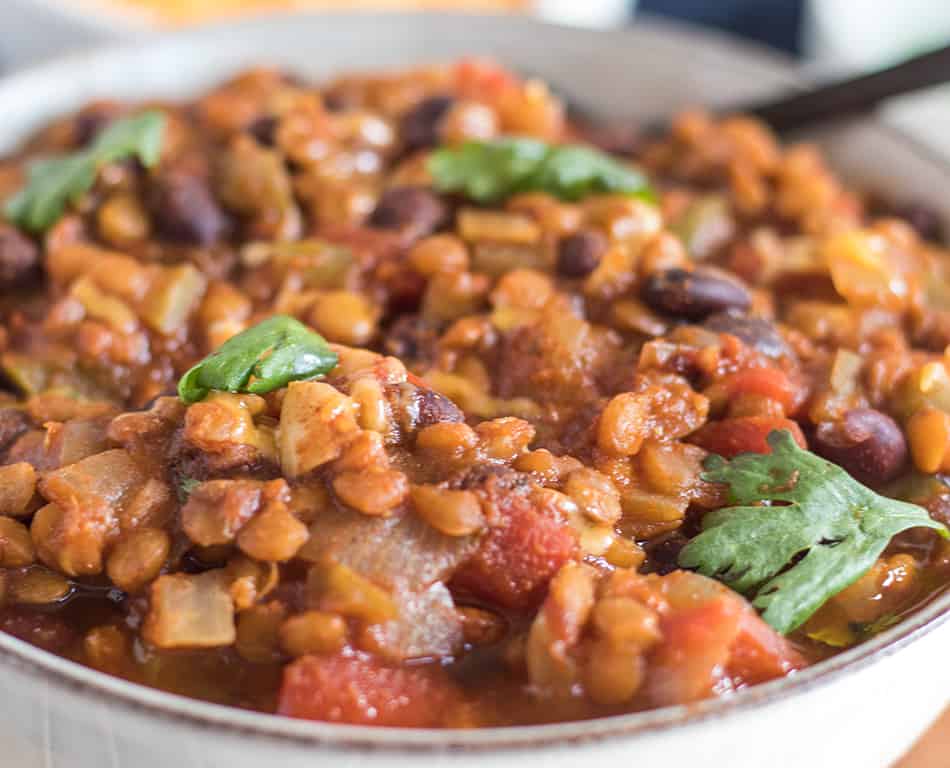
[0,225,39,288]
[556,230,607,277]
[642,532,690,576]
[641,267,751,320]
[368,186,447,239]
[400,95,454,152]
[149,169,230,246]
[812,408,907,485]
[705,310,790,359]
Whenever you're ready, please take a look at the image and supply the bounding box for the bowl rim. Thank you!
[0,10,948,753]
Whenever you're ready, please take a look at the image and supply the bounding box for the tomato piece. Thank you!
[451,491,577,612]
[691,416,806,457]
[718,367,798,415]
[277,653,462,727]
[729,610,806,685]
[644,573,803,706]
[454,59,518,104]
[646,594,743,706]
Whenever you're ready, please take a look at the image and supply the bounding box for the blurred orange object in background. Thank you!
[100,0,531,26]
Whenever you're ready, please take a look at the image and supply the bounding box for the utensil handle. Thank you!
[745,44,950,132]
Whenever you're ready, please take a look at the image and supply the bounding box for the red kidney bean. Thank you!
[247,115,278,147]
[368,186,448,239]
[641,267,751,320]
[0,225,39,288]
[812,408,907,485]
[149,169,230,246]
[400,96,454,151]
[389,382,464,432]
[556,230,607,277]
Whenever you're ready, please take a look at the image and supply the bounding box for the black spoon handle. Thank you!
[741,44,950,133]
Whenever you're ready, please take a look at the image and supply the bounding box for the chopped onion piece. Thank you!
[143,571,236,649]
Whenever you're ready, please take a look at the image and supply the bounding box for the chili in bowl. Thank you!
[0,12,947,768]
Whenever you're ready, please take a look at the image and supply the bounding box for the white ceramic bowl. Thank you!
[0,13,948,768]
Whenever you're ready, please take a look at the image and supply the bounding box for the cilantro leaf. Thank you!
[678,430,949,634]
[4,111,166,233]
[428,138,653,203]
[177,315,338,404]
[429,138,549,203]
[527,144,654,202]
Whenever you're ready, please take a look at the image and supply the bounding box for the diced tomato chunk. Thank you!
[646,593,743,706]
[691,416,806,458]
[277,653,462,727]
[454,58,518,104]
[718,367,799,415]
[729,610,806,685]
[452,492,577,612]
[645,572,803,706]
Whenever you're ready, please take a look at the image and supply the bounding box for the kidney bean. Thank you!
[641,268,751,320]
[556,230,607,278]
[390,382,464,432]
[812,408,907,485]
[401,95,454,151]
[247,115,278,147]
[0,225,38,288]
[368,186,448,239]
[705,310,790,359]
[149,169,230,246]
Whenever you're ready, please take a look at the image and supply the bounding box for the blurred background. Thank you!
[6,0,950,71]
[6,0,950,150]
[0,1,948,765]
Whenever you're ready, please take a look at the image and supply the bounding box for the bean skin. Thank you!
[705,310,790,359]
[149,169,230,246]
[812,408,908,485]
[0,225,39,288]
[556,230,607,278]
[401,96,454,151]
[247,115,278,147]
[641,268,751,320]
[390,382,464,432]
[368,186,447,239]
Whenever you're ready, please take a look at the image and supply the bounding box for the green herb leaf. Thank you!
[4,110,166,233]
[678,430,949,634]
[178,315,338,404]
[428,138,653,203]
